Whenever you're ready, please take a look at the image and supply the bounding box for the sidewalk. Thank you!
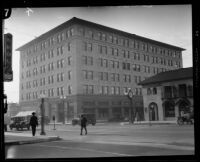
[4,120,178,146]
[5,131,61,146]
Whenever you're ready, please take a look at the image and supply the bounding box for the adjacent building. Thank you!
[16,17,184,123]
[138,67,193,121]
[7,103,21,117]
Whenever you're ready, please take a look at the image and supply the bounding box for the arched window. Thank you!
[153,87,157,95]
[147,88,152,95]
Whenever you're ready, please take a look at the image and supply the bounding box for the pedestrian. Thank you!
[80,114,87,135]
[29,112,38,136]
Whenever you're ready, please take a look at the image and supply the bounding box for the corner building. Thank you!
[17,17,184,123]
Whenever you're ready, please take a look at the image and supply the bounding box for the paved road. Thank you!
[5,124,195,158]
[5,140,194,158]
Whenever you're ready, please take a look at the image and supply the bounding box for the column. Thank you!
[109,108,113,119]
[121,107,125,118]
[95,108,98,120]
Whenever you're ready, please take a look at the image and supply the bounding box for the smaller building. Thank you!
[7,103,21,117]
[138,67,193,121]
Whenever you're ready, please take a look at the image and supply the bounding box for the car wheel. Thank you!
[177,119,183,125]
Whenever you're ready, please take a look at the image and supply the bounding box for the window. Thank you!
[116,74,120,82]
[68,85,72,95]
[110,60,114,68]
[88,71,93,80]
[68,56,72,65]
[84,42,92,51]
[111,87,115,95]
[61,33,65,41]
[103,59,108,68]
[109,35,113,42]
[88,30,93,38]
[102,34,106,41]
[61,59,64,68]
[113,37,118,44]
[61,46,64,54]
[115,61,119,69]
[123,87,128,94]
[83,85,93,94]
[133,64,140,72]
[164,101,175,117]
[57,34,61,43]
[115,87,120,95]
[153,87,157,94]
[147,88,152,95]
[68,71,72,80]
[104,86,109,95]
[110,73,115,82]
[122,62,131,70]
[88,85,94,94]
[68,43,71,51]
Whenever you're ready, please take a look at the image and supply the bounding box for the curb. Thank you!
[5,136,61,146]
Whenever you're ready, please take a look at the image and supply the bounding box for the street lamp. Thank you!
[125,88,135,124]
[40,94,46,135]
[60,95,66,124]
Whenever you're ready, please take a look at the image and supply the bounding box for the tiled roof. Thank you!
[16,17,185,51]
[138,67,193,86]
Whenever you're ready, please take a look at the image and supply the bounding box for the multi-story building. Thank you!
[16,17,184,123]
[138,67,193,121]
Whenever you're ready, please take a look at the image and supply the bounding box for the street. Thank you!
[5,123,195,158]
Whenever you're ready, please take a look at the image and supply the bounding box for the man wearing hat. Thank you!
[29,112,38,136]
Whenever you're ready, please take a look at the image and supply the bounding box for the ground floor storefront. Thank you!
[19,95,144,123]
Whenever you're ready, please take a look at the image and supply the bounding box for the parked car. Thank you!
[72,113,96,126]
[9,111,36,130]
[10,116,31,130]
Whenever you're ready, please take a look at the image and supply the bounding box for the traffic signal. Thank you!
[4,33,13,81]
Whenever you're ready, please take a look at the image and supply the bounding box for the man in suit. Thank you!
[80,114,87,135]
[29,112,38,136]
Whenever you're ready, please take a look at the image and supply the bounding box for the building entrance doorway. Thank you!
[148,102,159,121]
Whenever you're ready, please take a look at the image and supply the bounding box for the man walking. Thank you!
[29,112,38,136]
[80,114,87,135]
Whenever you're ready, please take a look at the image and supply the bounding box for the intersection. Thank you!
[5,123,194,158]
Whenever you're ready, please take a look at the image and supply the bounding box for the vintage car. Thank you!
[72,113,96,126]
[9,111,36,130]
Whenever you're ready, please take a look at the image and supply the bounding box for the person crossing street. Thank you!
[29,112,38,136]
[80,114,87,135]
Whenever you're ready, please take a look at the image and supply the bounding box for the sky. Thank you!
[4,5,192,103]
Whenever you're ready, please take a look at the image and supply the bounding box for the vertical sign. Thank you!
[4,33,13,82]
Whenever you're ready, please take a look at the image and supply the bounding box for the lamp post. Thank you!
[40,94,46,135]
[149,105,153,126]
[60,96,66,124]
[125,89,135,124]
